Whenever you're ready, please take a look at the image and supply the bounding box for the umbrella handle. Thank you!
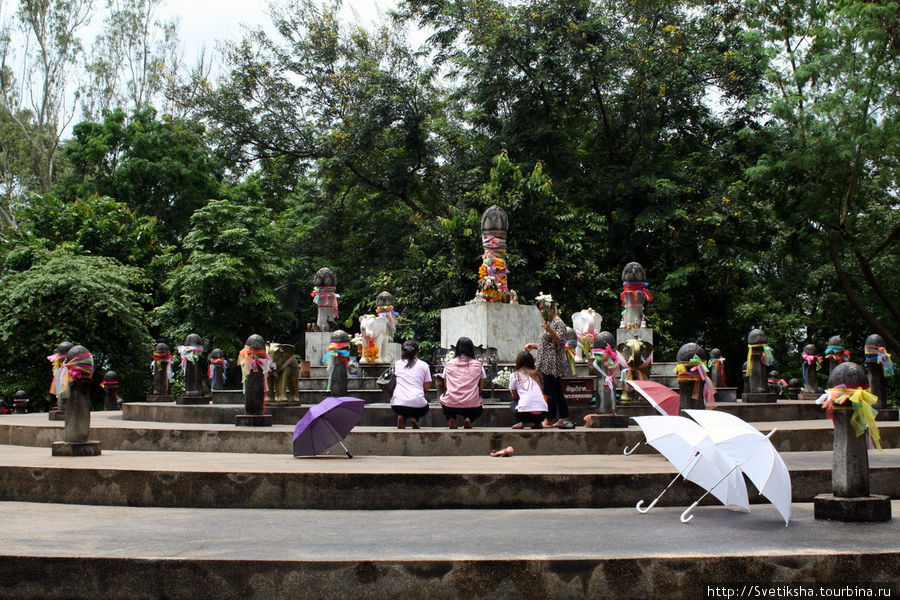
[637,451,700,514]
[623,441,641,455]
[636,498,659,513]
[680,498,702,523]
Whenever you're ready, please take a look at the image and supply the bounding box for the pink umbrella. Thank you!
[626,379,680,416]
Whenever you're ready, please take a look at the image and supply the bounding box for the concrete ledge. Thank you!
[50,440,101,456]
[814,493,892,522]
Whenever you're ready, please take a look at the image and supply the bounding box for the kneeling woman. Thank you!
[509,351,547,429]
[390,340,432,429]
[439,337,485,429]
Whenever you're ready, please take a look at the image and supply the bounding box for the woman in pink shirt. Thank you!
[439,337,485,429]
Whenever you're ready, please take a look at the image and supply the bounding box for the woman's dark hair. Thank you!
[455,337,476,359]
[401,340,419,369]
[515,350,536,371]
[515,350,542,388]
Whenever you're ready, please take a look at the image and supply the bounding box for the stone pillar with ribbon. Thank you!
[674,343,715,411]
[101,370,119,411]
[591,331,619,414]
[864,334,895,414]
[323,330,351,396]
[800,343,823,400]
[148,342,174,402]
[813,361,890,522]
[823,335,851,377]
[476,204,510,303]
[177,333,209,405]
[51,345,101,456]
[311,267,339,332]
[236,334,273,426]
[743,328,776,403]
[207,348,227,391]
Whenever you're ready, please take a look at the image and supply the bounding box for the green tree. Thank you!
[154,198,291,356]
[0,248,152,410]
[741,0,900,351]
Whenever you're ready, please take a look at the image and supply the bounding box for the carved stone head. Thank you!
[481,204,508,232]
[621,261,646,282]
[828,361,867,388]
[803,343,818,356]
[154,342,171,355]
[710,348,723,359]
[594,331,616,349]
[185,333,203,347]
[55,341,74,356]
[565,327,577,344]
[65,345,91,379]
[788,378,801,389]
[865,333,885,348]
[330,330,350,344]
[748,328,767,344]
[375,291,395,308]
[768,370,780,379]
[245,334,266,350]
[676,342,707,362]
[314,267,336,288]
[103,371,118,384]
[826,335,844,348]
[209,348,225,360]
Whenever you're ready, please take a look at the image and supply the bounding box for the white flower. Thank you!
[535,291,554,306]
[492,367,512,387]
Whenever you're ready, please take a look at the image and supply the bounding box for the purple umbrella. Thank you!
[293,396,365,458]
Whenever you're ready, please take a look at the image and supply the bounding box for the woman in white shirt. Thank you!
[509,351,548,429]
[391,340,432,429]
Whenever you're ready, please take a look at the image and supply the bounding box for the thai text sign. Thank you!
[563,377,594,404]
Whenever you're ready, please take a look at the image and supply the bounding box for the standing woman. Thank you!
[526,299,569,428]
[509,351,547,429]
[439,337,486,429]
[391,340,432,429]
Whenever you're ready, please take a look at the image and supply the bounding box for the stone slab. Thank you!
[235,414,273,427]
[175,396,210,405]
[48,410,65,421]
[814,494,892,522]
[616,327,653,345]
[440,303,542,362]
[1,501,898,600]
[714,388,737,403]
[145,394,174,403]
[210,389,243,404]
[584,415,631,428]
[50,440,101,457]
[304,331,331,364]
[743,392,778,403]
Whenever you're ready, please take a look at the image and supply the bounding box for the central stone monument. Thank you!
[440,205,541,362]
[616,262,654,347]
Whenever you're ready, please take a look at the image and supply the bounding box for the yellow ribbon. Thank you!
[825,387,881,450]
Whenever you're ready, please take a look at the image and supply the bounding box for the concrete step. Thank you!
[116,399,879,427]
[7,412,893,455]
[2,500,897,600]
[0,444,897,511]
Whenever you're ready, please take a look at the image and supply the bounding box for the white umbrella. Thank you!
[631,415,750,514]
[684,409,792,526]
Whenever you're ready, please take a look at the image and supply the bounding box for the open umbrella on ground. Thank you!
[684,409,792,526]
[293,396,365,458]
[627,379,680,416]
[630,415,750,514]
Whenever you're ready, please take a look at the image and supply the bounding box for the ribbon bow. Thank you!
[177,344,204,373]
[376,305,400,336]
[864,345,894,377]
[49,352,94,399]
[565,340,577,375]
[311,286,340,319]
[816,386,881,450]
[591,345,620,396]
[745,344,775,377]
[207,357,227,380]
[674,355,717,408]
[238,346,271,392]
[620,281,653,306]
[824,346,851,363]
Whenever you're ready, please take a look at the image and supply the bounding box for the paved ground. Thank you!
[2,500,898,561]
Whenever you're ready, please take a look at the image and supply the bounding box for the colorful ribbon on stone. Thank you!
[100,379,119,388]
[177,345,204,373]
[824,346,851,363]
[707,357,727,386]
[801,353,822,383]
[46,352,66,370]
[150,351,174,383]
[620,281,653,306]
[477,230,508,302]
[745,344,775,377]
[237,346,271,392]
[376,305,399,336]
[591,344,620,396]
[311,286,340,318]
[565,340,577,375]
[864,345,894,377]
[322,341,351,391]
[617,351,653,383]
[49,352,94,399]
[207,357,227,381]
[674,355,717,409]
[816,386,881,450]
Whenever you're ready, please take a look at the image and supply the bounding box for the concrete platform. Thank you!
[0,444,897,510]
[3,412,899,456]
[0,500,897,600]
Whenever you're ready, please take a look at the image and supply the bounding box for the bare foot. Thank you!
[463,418,472,429]
[511,422,524,429]
[397,415,405,429]
[542,419,557,428]
[448,417,457,430]
[410,418,420,429]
